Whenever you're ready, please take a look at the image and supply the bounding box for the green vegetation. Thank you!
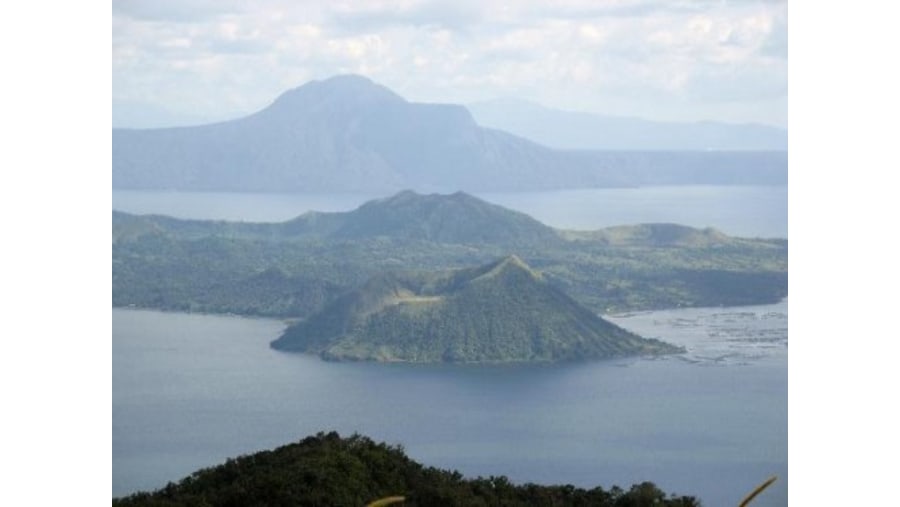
[112,432,701,506]
[273,255,682,362]
[113,191,787,319]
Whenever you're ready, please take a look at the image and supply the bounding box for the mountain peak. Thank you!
[378,190,479,206]
[499,253,527,268]
[308,74,401,97]
[319,73,375,85]
[265,74,405,114]
[475,254,541,282]
[337,191,561,246]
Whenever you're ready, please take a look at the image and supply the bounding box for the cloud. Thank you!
[527,0,709,21]
[760,10,788,59]
[112,0,246,23]
[327,0,481,32]
[112,0,788,126]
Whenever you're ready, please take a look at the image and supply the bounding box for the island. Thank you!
[272,255,682,362]
[113,190,788,321]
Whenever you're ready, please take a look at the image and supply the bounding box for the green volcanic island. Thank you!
[272,255,681,362]
[113,190,787,363]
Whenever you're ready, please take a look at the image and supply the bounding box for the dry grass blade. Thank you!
[738,476,777,507]
[366,495,406,507]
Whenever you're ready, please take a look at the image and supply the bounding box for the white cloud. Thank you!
[112,0,247,22]
[112,0,788,127]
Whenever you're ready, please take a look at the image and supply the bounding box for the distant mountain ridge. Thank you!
[114,190,561,248]
[113,74,787,193]
[468,98,788,151]
[113,191,745,250]
[272,255,682,362]
[113,75,563,192]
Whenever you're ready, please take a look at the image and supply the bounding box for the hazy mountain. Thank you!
[113,75,786,193]
[271,255,682,362]
[112,99,245,129]
[113,75,569,192]
[468,98,788,151]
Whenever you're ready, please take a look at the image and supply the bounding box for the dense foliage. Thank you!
[113,191,787,319]
[273,255,682,362]
[112,432,701,507]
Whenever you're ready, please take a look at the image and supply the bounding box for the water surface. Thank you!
[113,300,787,506]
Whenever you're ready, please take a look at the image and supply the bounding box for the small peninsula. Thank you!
[271,255,682,362]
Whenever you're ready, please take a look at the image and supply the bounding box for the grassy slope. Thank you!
[272,256,683,362]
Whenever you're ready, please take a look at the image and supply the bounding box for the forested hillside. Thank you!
[113,191,788,318]
[112,432,701,507]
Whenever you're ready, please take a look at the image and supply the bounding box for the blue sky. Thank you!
[112,0,787,127]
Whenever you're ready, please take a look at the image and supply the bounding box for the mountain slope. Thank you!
[271,255,682,362]
[468,98,788,151]
[313,190,562,246]
[113,190,562,248]
[113,74,787,193]
[113,75,575,192]
[112,432,700,506]
[113,191,788,317]
[560,223,731,247]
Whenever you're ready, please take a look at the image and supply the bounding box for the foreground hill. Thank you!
[113,74,786,193]
[272,256,681,362]
[112,191,788,318]
[112,432,700,507]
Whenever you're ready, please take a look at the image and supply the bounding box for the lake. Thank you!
[112,185,787,504]
[112,185,787,238]
[113,300,787,506]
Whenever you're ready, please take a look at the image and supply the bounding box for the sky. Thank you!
[112,0,788,128]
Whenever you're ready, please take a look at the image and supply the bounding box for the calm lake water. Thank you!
[113,300,787,506]
[112,186,787,504]
[112,185,787,238]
